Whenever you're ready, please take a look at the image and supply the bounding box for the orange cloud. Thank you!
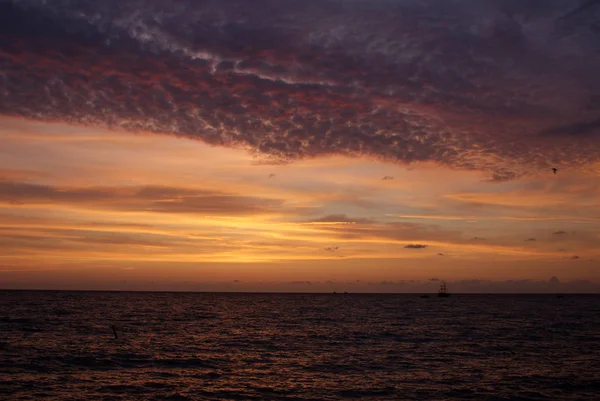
[2,118,600,285]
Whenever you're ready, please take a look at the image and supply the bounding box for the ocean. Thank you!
[1,291,599,400]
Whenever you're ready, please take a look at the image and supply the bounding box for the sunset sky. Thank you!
[1,0,600,291]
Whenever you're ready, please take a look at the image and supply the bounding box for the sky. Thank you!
[1,0,600,292]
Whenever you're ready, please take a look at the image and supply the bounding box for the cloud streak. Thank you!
[404,244,428,249]
[2,0,600,180]
[0,180,288,216]
[308,214,374,225]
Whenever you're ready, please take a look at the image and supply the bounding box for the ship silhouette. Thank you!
[438,281,450,297]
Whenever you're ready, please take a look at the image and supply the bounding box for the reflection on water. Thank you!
[2,291,600,400]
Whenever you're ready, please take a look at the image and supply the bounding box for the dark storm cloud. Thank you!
[2,0,600,179]
[0,180,286,215]
[553,230,568,235]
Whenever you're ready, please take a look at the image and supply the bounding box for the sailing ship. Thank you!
[438,281,450,297]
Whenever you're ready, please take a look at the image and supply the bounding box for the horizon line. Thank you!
[2,289,599,295]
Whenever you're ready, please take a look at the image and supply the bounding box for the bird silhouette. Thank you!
[552,168,558,175]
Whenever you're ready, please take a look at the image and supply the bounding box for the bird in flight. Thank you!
[552,168,558,175]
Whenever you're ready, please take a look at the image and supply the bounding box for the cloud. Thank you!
[382,176,394,180]
[0,169,46,181]
[308,214,374,225]
[0,180,287,216]
[567,255,580,260]
[7,230,199,256]
[0,228,194,255]
[317,220,459,242]
[471,237,485,241]
[557,0,600,22]
[429,278,440,281]
[2,1,600,180]
[541,117,600,137]
[324,247,339,252]
[307,220,544,256]
[553,231,568,235]
[525,238,536,242]
[437,253,444,256]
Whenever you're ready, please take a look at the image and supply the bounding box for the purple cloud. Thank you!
[1,1,600,180]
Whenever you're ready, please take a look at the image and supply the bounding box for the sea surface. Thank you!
[1,292,600,400]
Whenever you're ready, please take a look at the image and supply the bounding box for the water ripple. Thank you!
[1,292,599,400]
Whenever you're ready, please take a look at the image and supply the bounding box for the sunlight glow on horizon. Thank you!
[1,117,600,290]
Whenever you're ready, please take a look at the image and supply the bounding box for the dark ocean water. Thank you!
[1,292,600,400]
